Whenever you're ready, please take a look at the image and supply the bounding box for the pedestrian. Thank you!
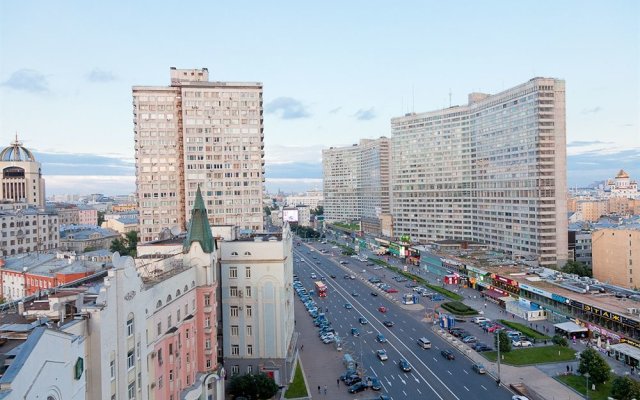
[566,365,570,373]
[337,378,340,386]
[318,385,321,394]
[496,378,501,387]
[324,385,327,395]
[300,344,304,352]
[484,303,487,309]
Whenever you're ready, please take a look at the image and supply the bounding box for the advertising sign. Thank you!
[283,209,299,222]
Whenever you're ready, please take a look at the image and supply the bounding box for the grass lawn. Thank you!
[498,319,550,339]
[556,374,613,400]
[332,222,360,231]
[284,361,308,398]
[483,345,576,365]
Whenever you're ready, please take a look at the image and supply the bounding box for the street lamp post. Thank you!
[584,372,590,400]
[496,331,502,386]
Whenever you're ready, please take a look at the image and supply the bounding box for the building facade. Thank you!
[0,136,46,207]
[0,206,59,256]
[606,170,639,197]
[391,78,567,267]
[133,67,265,242]
[285,189,324,210]
[592,227,640,289]
[218,225,295,383]
[59,227,120,253]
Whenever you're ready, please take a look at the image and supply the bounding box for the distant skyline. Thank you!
[1,1,638,195]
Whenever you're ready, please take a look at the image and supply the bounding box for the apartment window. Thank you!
[204,294,211,306]
[186,353,190,363]
[229,267,238,278]
[232,365,240,375]
[230,286,239,297]
[206,359,212,369]
[247,344,253,356]
[126,318,134,337]
[230,306,239,317]
[128,382,135,399]
[231,325,239,336]
[246,306,252,317]
[246,325,252,336]
[158,375,163,389]
[157,322,162,336]
[245,266,251,278]
[186,329,190,339]
[245,286,252,298]
[247,365,253,373]
[184,304,188,316]
[231,345,240,355]
[205,339,211,349]
[127,350,135,369]
[167,315,172,328]
[169,370,174,381]
[110,360,115,380]
[138,372,142,389]
[177,309,181,321]
[169,343,173,355]
[205,317,211,328]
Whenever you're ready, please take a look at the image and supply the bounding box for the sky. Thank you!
[0,1,638,195]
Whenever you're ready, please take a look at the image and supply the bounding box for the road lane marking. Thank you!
[417,388,422,394]
[403,390,407,396]
[463,370,468,375]
[481,385,487,391]
[463,386,470,391]
[447,370,452,375]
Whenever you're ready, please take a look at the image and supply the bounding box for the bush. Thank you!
[441,301,478,316]
[552,335,569,347]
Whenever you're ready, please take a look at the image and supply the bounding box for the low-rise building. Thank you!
[59,226,120,253]
[0,206,59,256]
[592,224,640,289]
[101,216,139,236]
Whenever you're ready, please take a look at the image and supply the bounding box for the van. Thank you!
[343,353,355,369]
[417,337,432,349]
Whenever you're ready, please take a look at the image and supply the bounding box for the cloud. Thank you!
[33,151,134,176]
[265,144,324,164]
[567,140,611,147]
[568,148,640,187]
[266,162,323,179]
[581,106,602,114]
[1,69,49,93]
[46,175,135,196]
[329,106,342,114]
[353,107,376,121]
[265,97,311,119]
[265,178,322,194]
[87,68,116,83]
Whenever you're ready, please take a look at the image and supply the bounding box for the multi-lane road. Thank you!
[293,240,514,400]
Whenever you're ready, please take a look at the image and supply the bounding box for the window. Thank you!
[247,365,253,373]
[186,353,190,363]
[167,315,172,328]
[246,306,252,317]
[245,286,252,298]
[229,267,238,278]
[169,343,173,355]
[169,369,174,381]
[205,317,211,328]
[245,266,251,278]
[206,359,212,369]
[230,286,238,297]
[127,350,135,369]
[230,306,239,317]
[247,344,253,355]
[231,345,240,355]
[204,294,211,306]
[128,382,135,399]
[158,375,163,388]
[110,359,115,380]
[186,329,190,339]
[232,365,240,375]
[231,325,239,336]
[138,372,142,389]
[157,322,162,336]
[177,309,181,321]
[246,325,252,336]
[205,339,211,349]
[126,318,134,336]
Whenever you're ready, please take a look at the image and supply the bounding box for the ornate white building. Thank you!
[0,136,46,207]
[605,169,638,198]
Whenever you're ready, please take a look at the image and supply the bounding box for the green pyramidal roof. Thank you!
[184,186,214,253]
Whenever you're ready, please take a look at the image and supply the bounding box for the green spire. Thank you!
[184,186,214,253]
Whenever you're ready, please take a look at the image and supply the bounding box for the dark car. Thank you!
[383,320,394,327]
[371,292,379,297]
[344,375,362,386]
[351,292,359,297]
[474,344,492,352]
[368,377,382,391]
[348,381,368,393]
[340,369,357,381]
[441,349,455,360]
[344,303,353,309]
[359,317,369,325]
[398,359,412,372]
[330,274,336,279]
[351,328,360,337]
[376,334,387,343]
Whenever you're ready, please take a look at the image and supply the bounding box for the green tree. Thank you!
[110,231,139,257]
[552,335,569,347]
[494,330,512,353]
[561,261,592,278]
[311,205,324,215]
[97,211,105,226]
[610,375,640,400]
[263,206,272,216]
[228,373,279,400]
[577,348,610,386]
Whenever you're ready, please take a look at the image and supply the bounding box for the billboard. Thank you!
[283,209,299,222]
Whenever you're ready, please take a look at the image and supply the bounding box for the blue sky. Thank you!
[1,1,638,194]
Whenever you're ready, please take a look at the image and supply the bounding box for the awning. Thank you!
[610,343,640,361]
[483,289,508,300]
[554,321,588,334]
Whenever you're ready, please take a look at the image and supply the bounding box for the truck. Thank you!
[314,281,328,297]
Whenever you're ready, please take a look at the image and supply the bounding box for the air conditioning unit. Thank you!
[150,383,156,389]
[150,351,156,359]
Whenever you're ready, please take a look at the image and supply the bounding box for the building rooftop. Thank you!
[1,253,105,277]
[60,226,119,240]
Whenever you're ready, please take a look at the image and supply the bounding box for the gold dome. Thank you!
[616,169,630,179]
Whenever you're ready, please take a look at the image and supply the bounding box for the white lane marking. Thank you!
[463,370,468,374]
[390,374,395,380]
[399,375,406,385]
[417,388,422,394]
[409,336,414,341]
[447,370,452,375]
[403,390,407,396]
[433,357,438,362]
[413,375,420,383]
[399,328,404,332]
[463,386,470,392]
[481,385,488,391]
[434,345,440,349]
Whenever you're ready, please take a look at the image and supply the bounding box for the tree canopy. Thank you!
[577,348,610,386]
[227,372,279,400]
[110,231,139,257]
[611,375,640,400]
[561,261,592,278]
[495,330,512,353]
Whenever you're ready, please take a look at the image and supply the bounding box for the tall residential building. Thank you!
[322,137,391,235]
[133,67,264,242]
[0,136,46,207]
[391,78,567,267]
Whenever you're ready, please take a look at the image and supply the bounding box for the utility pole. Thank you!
[496,331,501,386]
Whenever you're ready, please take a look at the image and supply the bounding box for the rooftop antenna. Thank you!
[412,85,415,113]
[448,89,452,107]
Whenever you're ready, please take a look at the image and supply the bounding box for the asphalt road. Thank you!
[293,241,514,400]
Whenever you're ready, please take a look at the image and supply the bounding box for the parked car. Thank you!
[473,343,492,352]
[376,349,388,361]
[441,349,455,360]
[472,363,486,374]
[344,303,353,309]
[371,292,379,297]
[487,324,504,333]
[351,328,360,337]
[348,381,368,394]
[385,288,399,293]
[311,273,317,279]
[339,369,357,381]
[351,292,359,297]
[473,317,491,324]
[344,375,362,386]
[398,359,412,372]
[462,336,478,343]
[368,377,382,391]
[513,340,533,347]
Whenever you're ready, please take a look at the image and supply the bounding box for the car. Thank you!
[371,292,379,297]
[512,397,530,400]
[405,282,418,288]
[488,324,504,333]
[351,328,360,337]
[351,292,359,297]
[374,266,383,270]
[339,369,357,381]
[344,303,353,309]
[398,359,412,372]
[383,320,394,327]
[385,288,398,293]
[474,343,492,352]
[344,375,362,386]
[378,306,387,313]
[513,340,533,347]
[350,275,356,279]
[344,275,351,279]
[359,317,369,325]
[472,363,486,374]
[330,274,336,279]
[339,261,348,265]
[462,335,478,343]
[376,349,388,361]
[348,381,368,393]
[311,273,317,279]
[368,377,382,391]
[366,262,375,266]
[440,349,455,360]
[376,334,387,343]
[473,317,491,324]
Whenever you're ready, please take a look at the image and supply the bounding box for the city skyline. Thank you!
[1,1,638,194]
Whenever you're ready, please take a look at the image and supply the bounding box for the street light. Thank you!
[584,372,590,400]
[495,330,502,386]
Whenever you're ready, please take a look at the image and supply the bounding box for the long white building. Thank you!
[133,67,265,242]
[391,78,567,267]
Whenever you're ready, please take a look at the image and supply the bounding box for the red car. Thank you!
[487,324,503,333]
[385,288,398,293]
[378,306,387,313]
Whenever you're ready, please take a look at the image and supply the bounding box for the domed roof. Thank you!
[0,135,36,162]
[616,169,630,179]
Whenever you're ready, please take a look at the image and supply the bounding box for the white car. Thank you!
[473,317,491,324]
[513,340,533,347]
[376,349,388,361]
[512,396,529,400]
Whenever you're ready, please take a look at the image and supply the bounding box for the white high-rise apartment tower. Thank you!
[391,78,567,267]
[133,68,265,242]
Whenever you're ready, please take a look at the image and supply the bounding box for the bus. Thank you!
[314,281,327,297]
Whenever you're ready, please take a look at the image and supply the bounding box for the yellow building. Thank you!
[576,200,609,222]
[592,228,640,289]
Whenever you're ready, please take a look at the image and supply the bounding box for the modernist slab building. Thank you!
[391,78,568,267]
[133,68,265,242]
